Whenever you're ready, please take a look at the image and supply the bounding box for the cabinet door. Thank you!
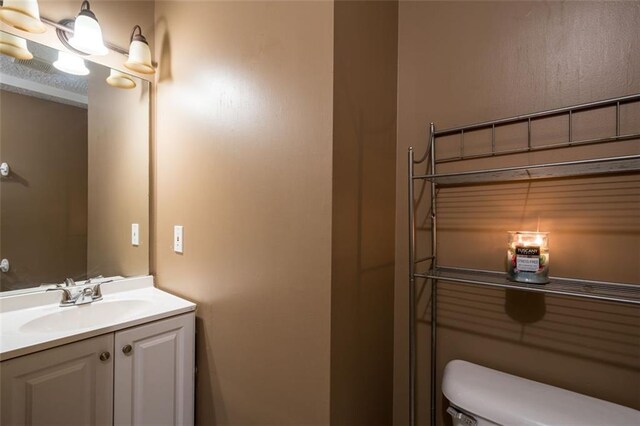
[114,313,195,426]
[0,334,114,426]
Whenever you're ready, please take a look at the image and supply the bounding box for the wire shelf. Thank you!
[416,266,640,306]
[414,154,640,186]
[408,93,640,426]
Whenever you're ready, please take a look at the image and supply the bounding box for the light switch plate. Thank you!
[131,224,139,246]
[174,225,184,253]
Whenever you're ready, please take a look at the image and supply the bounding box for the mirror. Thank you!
[0,32,149,294]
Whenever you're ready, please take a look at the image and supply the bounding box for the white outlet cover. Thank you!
[131,224,139,246]
[174,225,184,253]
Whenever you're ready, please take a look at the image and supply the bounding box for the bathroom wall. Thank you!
[86,67,149,279]
[0,90,87,290]
[331,1,398,424]
[153,1,334,424]
[394,2,640,424]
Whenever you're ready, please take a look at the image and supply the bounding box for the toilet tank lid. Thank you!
[442,360,640,426]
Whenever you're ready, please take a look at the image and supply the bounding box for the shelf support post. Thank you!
[429,122,438,426]
[407,146,416,426]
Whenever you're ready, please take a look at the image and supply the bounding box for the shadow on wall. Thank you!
[0,170,29,188]
[154,16,173,83]
[330,2,398,421]
[416,283,640,371]
[141,79,150,104]
[330,106,396,425]
[195,314,227,425]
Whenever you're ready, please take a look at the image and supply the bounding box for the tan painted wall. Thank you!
[87,65,149,278]
[331,1,397,424]
[394,2,640,425]
[0,90,87,290]
[153,1,334,424]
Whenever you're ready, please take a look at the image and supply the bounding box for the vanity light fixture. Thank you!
[67,0,107,56]
[106,69,136,89]
[53,50,89,76]
[0,0,46,33]
[124,25,154,74]
[0,32,33,60]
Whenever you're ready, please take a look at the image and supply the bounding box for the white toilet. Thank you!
[442,360,640,426]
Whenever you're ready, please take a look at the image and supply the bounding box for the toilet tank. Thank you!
[442,360,640,426]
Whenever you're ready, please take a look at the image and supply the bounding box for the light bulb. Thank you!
[106,69,136,89]
[124,25,155,74]
[53,51,89,76]
[68,1,107,56]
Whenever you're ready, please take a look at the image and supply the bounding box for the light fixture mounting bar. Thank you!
[39,15,128,56]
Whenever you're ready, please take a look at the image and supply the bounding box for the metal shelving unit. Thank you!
[420,267,640,306]
[407,93,640,426]
[417,154,640,186]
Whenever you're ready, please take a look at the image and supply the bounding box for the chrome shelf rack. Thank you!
[407,93,640,426]
[420,267,640,306]
[416,154,640,186]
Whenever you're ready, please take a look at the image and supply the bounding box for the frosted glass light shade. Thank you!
[0,0,46,33]
[124,25,154,74]
[53,51,89,76]
[0,32,33,60]
[68,1,107,56]
[106,69,136,89]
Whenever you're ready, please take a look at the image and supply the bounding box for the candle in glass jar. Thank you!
[507,231,549,284]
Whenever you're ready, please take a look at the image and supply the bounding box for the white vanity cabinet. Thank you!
[0,334,114,425]
[0,312,195,426]
[114,313,195,426]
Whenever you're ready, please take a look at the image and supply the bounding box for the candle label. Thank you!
[515,246,540,256]
[515,245,540,272]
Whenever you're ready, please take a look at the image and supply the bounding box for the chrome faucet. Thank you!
[47,283,104,307]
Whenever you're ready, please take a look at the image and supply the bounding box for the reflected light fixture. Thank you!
[0,32,33,60]
[0,0,46,33]
[53,50,89,75]
[124,25,154,74]
[67,0,107,56]
[106,69,136,89]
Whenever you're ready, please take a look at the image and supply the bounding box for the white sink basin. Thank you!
[20,299,155,333]
[1,276,196,361]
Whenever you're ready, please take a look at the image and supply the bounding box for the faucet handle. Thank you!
[46,287,73,304]
[63,278,76,287]
[92,283,104,301]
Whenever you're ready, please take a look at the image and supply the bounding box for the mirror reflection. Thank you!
[0,32,149,293]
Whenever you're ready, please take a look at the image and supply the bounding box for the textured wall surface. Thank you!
[87,66,150,279]
[153,2,334,424]
[331,1,398,424]
[0,90,87,290]
[394,2,640,425]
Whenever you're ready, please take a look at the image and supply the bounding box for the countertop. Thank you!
[0,276,196,361]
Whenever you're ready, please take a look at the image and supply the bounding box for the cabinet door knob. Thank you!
[122,344,133,355]
[99,351,111,361]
